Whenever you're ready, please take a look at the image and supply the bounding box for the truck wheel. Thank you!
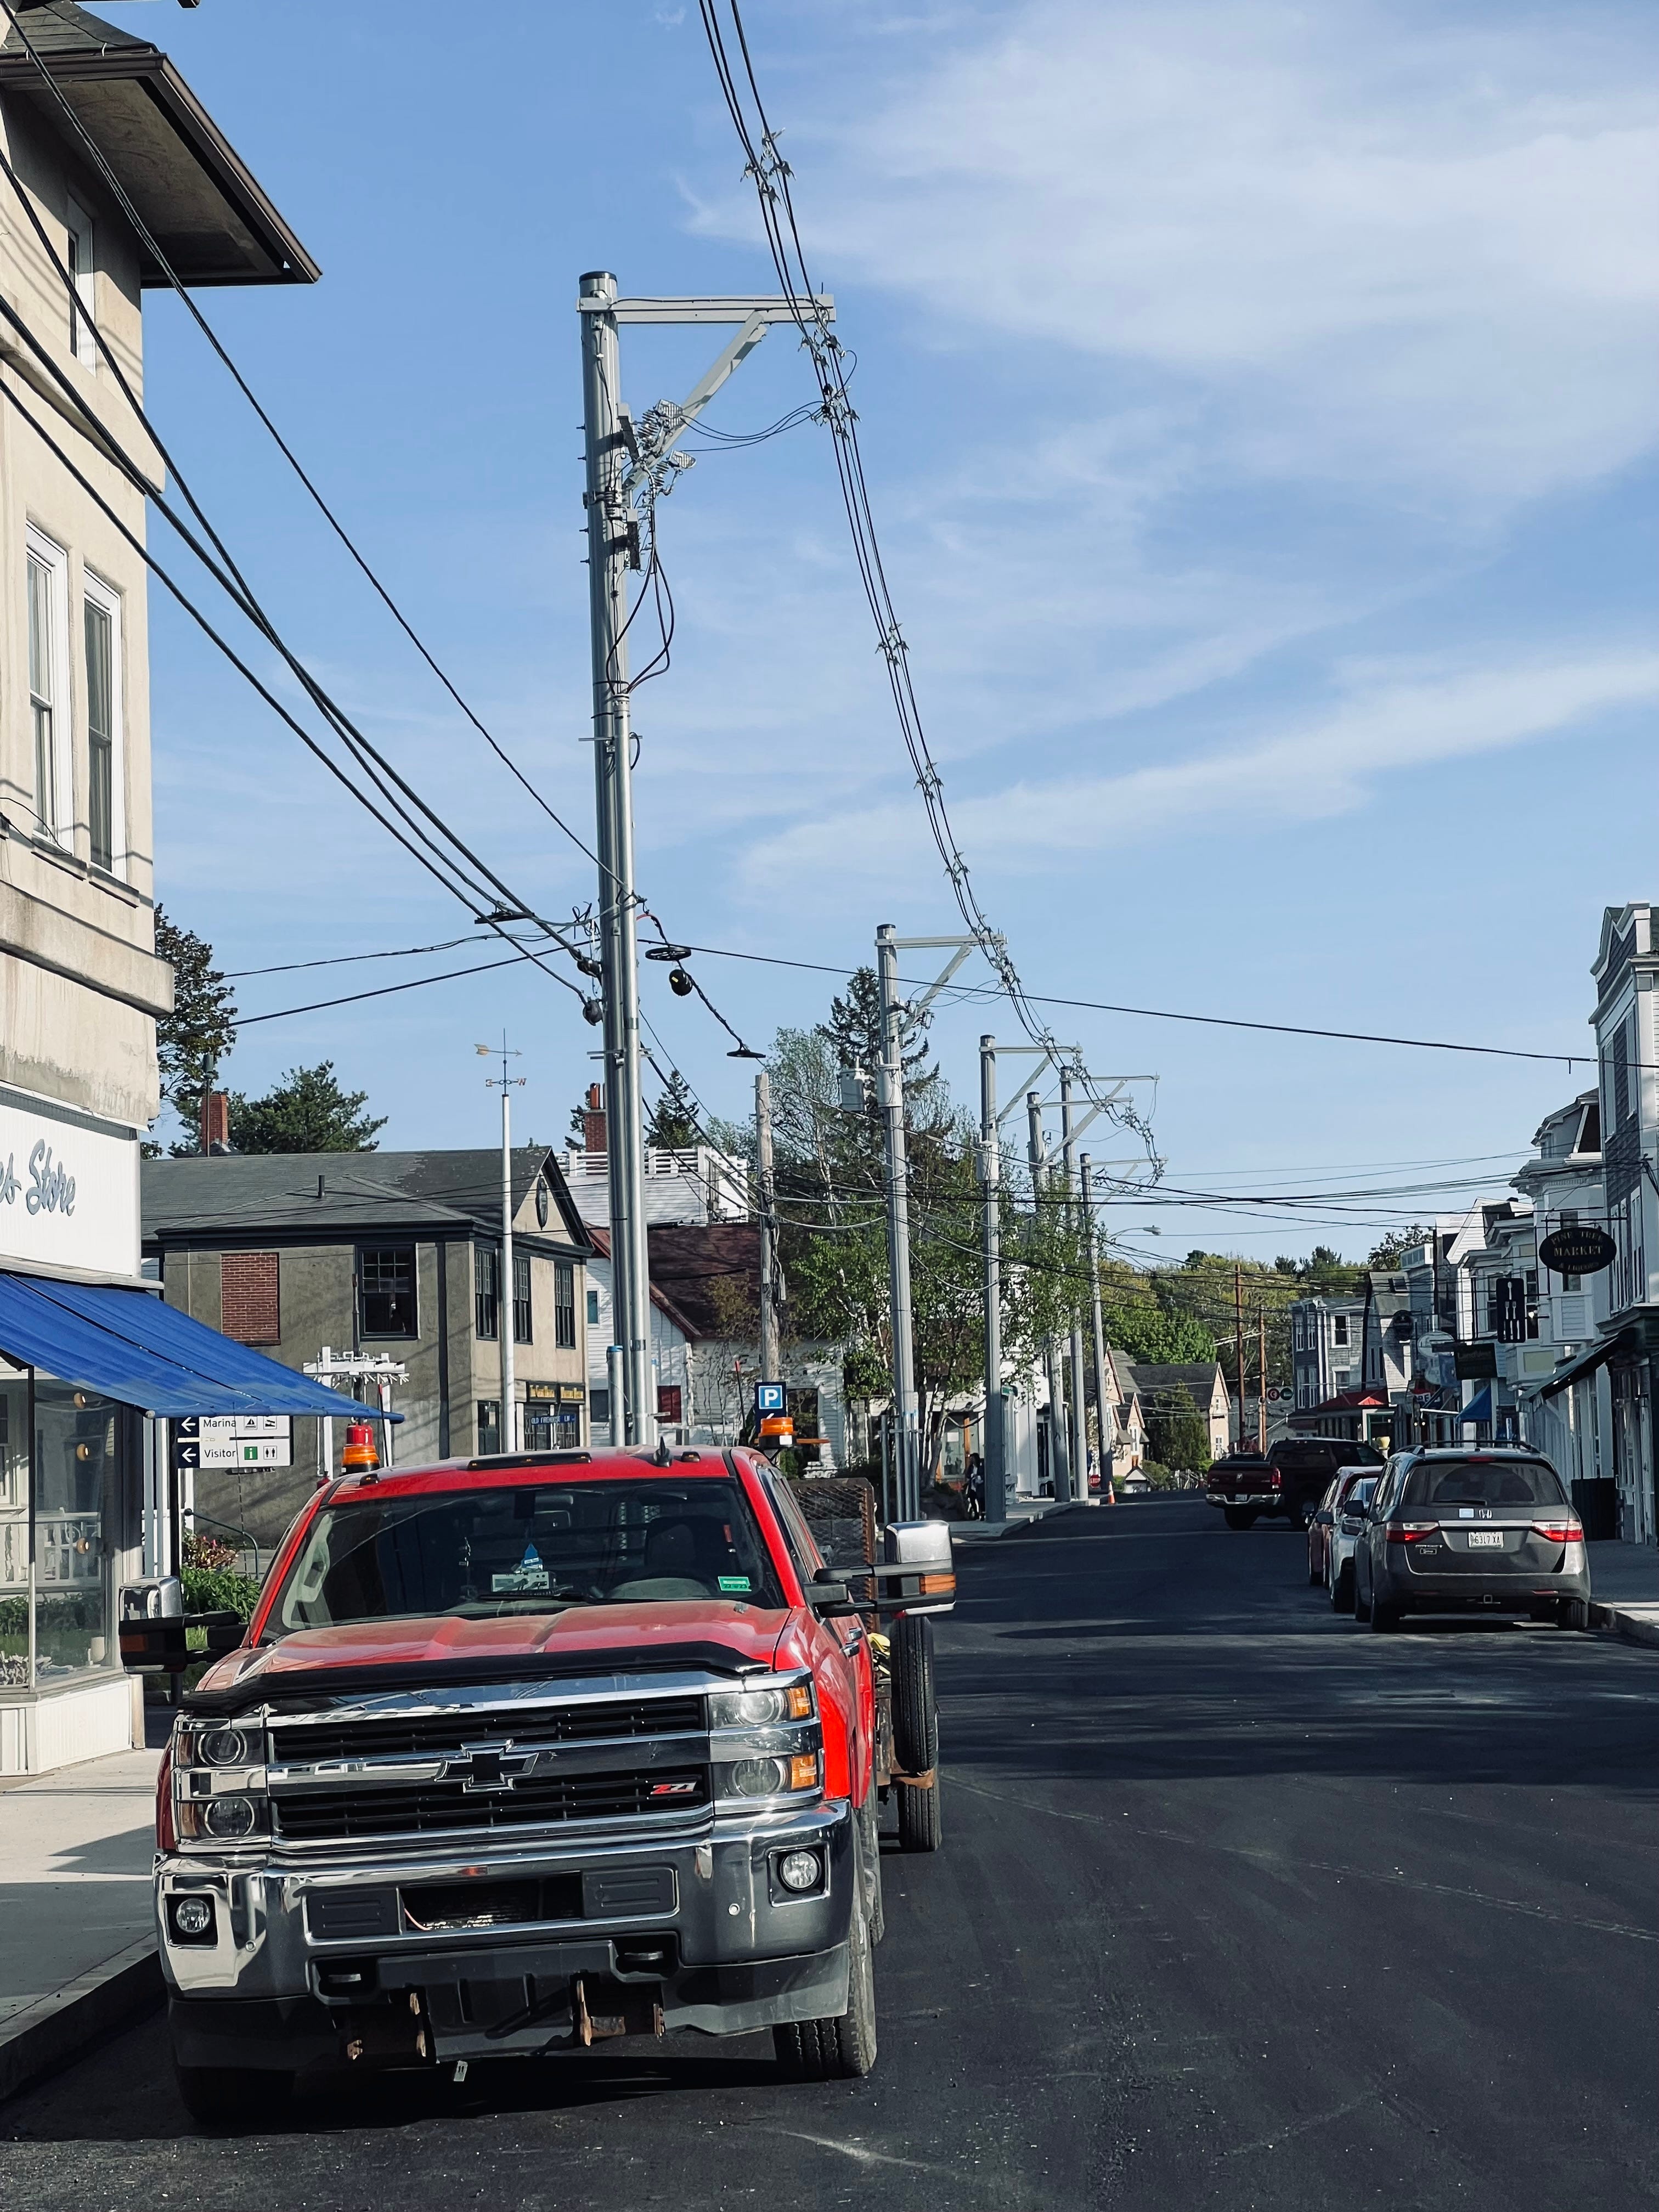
[174,2062,288,2129]
[890,1615,938,1775]
[896,1770,942,1854]
[1223,1507,1257,1531]
[774,1902,877,2081]
[858,1790,886,1943]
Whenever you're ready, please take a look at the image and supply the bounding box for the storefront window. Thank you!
[33,1380,119,1683]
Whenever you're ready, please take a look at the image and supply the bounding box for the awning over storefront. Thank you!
[1533,1329,1635,1404]
[1461,1386,1492,1424]
[0,1272,398,1420]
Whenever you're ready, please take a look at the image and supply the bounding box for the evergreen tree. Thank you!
[646,1072,701,1150]
[153,907,237,1155]
[228,1063,385,1153]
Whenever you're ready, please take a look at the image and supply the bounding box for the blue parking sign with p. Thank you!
[755,1381,786,1415]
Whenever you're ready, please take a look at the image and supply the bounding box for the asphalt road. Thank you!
[7,1496,1657,2211]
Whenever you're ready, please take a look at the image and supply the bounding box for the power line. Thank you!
[0,0,607,883]
[235,953,536,1028]
[694,1,1158,1173]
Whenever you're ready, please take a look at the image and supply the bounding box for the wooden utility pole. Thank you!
[1234,1260,1246,1451]
[1256,1302,1267,1452]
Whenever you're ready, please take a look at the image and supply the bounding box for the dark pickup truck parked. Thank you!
[1207,1437,1385,1530]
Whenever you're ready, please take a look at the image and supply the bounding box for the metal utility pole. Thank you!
[756,1066,780,1386]
[580,271,654,1450]
[876,924,920,1520]
[1060,1069,1090,1496]
[1234,1260,1246,1452]
[576,278,834,1446]
[1028,1090,1071,1504]
[1257,1302,1268,1452]
[979,1036,1005,1517]
[1080,1155,1112,1499]
[481,1039,526,1452]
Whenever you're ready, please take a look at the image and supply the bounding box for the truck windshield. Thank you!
[269,1477,788,1634]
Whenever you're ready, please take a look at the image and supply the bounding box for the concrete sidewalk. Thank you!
[0,1745,162,2102]
[1585,1538,1659,1651]
[950,1498,1077,1542]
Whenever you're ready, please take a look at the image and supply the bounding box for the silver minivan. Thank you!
[1353,1448,1589,1631]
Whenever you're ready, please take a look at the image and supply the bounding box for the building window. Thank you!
[82,576,121,875]
[513,1251,532,1345]
[475,1245,499,1339]
[477,1400,501,1455]
[555,1261,576,1350]
[657,1384,683,1425]
[525,1390,556,1451]
[360,1245,416,1337]
[65,199,95,367]
[589,1386,611,1429]
[1331,1314,1349,1347]
[586,1288,600,1327]
[26,531,68,840]
[222,1252,279,1345]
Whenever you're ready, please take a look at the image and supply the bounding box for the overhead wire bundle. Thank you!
[695,1,1160,1176]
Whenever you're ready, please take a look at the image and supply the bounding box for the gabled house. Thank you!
[1128,1360,1230,1466]
[143,1148,592,1545]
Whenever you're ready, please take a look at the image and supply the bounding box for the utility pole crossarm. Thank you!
[581,295,835,324]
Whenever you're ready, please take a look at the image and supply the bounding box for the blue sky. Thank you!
[121,0,1657,1257]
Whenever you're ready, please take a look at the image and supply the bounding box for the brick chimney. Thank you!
[199,1090,230,1155]
[583,1083,607,1154]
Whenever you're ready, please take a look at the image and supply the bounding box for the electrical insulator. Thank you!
[669,967,693,997]
[583,997,604,1026]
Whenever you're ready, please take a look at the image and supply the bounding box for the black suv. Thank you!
[1206,1437,1386,1530]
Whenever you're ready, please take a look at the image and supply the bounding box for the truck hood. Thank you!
[190,1603,791,1713]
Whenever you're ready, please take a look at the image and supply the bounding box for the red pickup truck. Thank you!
[138,1444,951,2123]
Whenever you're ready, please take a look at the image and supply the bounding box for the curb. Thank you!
[0,1936,162,2106]
[1584,1600,1659,1651]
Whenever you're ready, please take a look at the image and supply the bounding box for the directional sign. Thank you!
[754,1381,786,1415]
[175,1415,292,1470]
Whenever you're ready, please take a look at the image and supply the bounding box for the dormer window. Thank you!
[65,200,95,368]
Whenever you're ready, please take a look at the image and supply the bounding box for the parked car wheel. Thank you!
[1330,1562,1354,1613]
[890,1614,939,1776]
[1222,1506,1258,1531]
[1370,1597,1402,1633]
[1353,1564,1372,1622]
[896,1769,943,1853]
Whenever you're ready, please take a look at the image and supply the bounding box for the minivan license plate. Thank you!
[1468,1530,1504,1549]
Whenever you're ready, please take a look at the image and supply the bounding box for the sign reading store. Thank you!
[0,1085,140,1281]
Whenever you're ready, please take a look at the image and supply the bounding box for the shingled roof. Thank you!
[143,1149,591,1254]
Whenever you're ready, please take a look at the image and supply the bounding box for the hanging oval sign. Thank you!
[1538,1226,1616,1276]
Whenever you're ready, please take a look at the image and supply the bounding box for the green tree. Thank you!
[228,1063,385,1153]
[153,906,237,1155]
[645,1072,701,1150]
[1144,1386,1211,1472]
[1365,1224,1432,1270]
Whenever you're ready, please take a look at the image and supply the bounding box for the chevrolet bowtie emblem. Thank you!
[445,1745,536,1792]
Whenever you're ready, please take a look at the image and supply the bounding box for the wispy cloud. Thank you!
[744,648,1659,881]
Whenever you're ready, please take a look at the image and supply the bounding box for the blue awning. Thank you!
[0,1272,398,1420]
[1461,1385,1492,1424]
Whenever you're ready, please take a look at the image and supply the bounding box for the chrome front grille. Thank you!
[274,1765,709,1842]
[269,1694,704,1767]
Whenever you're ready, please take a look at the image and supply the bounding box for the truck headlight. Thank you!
[708,1680,815,1728]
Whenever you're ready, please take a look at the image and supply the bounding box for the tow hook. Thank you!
[573,1974,665,2044]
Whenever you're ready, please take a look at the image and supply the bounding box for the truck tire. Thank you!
[1222,1507,1257,1531]
[857,1788,886,1943]
[896,1769,942,1853]
[774,1900,877,2081]
[174,2062,288,2129]
[890,1614,938,1775]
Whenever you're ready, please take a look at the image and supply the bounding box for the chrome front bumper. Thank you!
[159,1798,854,2065]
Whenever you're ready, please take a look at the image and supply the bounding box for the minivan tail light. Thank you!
[1531,1520,1583,1545]
[1385,1522,1437,1544]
